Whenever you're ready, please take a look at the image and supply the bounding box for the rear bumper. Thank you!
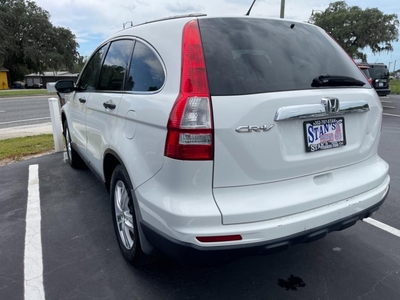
[141,184,389,265]
[375,88,391,96]
[136,155,389,264]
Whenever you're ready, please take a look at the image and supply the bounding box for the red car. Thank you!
[358,64,373,86]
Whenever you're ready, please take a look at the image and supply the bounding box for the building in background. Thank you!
[25,71,79,89]
[0,67,10,90]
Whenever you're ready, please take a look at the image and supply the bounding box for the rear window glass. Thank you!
[198,18,369,96]
[369,65,389,79]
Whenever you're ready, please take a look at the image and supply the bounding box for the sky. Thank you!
[33,0,400,71]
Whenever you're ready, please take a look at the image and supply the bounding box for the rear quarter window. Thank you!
[198,18,369,96]
[126,41,165,92]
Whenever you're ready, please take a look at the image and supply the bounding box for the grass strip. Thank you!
[390,79,400,95]
[0,90,56,97]
[0,134,54,161]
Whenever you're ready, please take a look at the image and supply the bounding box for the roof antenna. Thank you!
[246,0,257,16]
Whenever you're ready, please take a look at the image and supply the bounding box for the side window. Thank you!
[98,40,134,91]
[126,41,165,92]
[78,45,107,91]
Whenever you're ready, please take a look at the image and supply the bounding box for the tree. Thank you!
[310,1,399,61]
[0,0,79,81]
[72,55,88,74]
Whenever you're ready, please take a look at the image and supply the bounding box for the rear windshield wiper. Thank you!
[311,74,366,87]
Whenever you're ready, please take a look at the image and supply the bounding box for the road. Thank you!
[0,95,51,129]
[381,94,400,115]
[0,95,399,299]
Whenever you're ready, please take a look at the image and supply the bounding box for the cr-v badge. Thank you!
[235,124,275,133]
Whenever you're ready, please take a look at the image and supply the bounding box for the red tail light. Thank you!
[164,20,213,160]
[196,235,242,243]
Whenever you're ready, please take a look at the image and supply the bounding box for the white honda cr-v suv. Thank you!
[55,14,390,266]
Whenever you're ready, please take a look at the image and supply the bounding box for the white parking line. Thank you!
[364,218,400,238]
[383,113,400,117]
[0,110,5,113]
[0,117,50,126]
[25,165,45,300]
[382,106,396,109]
[380,100,392,103]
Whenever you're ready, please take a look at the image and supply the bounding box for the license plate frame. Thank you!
[303,117,346,152]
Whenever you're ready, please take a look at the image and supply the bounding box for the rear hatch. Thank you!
[198,18,382,221]
[209,89,379,187]
[369,64,390,90]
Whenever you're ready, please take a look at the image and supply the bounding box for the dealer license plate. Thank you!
[303,118,346,152]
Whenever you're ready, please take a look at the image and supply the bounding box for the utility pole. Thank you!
[393,60,397,72]
[280,0,285,18]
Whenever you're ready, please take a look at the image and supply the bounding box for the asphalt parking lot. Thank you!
[1,96,400,300]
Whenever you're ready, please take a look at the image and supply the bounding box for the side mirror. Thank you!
[55,80,75,93]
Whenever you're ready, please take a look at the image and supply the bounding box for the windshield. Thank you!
[199,18,369,95]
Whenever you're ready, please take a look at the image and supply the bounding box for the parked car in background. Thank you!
[54,14,390,266]
[32,82,44,89]
[368,63,391,96]
[11,81,25,89]
[357,63,373,86]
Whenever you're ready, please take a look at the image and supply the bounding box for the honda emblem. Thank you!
[322,97,340,114]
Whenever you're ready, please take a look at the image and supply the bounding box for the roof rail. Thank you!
[133,13,207,28]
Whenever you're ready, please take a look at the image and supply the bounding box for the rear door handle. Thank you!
[79,98,86,103]
[103,101,116,110]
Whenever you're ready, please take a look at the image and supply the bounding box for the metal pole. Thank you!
[393,60,397,72]
[280,0,285,18]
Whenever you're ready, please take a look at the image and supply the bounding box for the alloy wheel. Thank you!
[114,180,135,249]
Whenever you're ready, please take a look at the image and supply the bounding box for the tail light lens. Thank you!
[164,20,213,160]
[196,235,242,243]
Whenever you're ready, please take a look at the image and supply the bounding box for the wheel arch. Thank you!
[103,149,124,193]
[104,149,157,255]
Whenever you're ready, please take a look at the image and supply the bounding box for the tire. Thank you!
[110,165,151,266]
[63,122,84,169]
